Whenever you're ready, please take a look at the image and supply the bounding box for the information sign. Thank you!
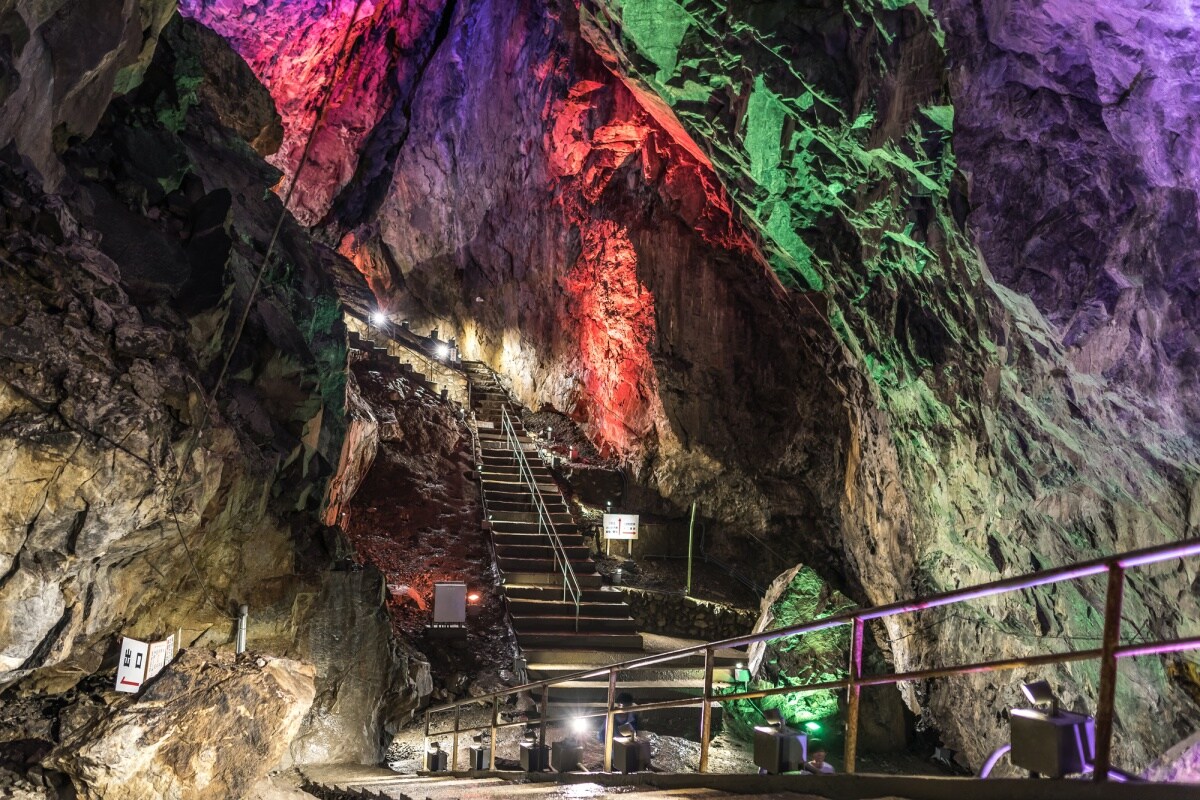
[603,514,639,540]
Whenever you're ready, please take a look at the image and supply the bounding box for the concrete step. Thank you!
[497,557,596,574]
[492,533,585,548]
[485,499,569,514]
[494,543,591,560]
[516,630,644,650]
[510,614,638,634]
[487,510,574,525]
[507,598,633,617]
[503,571,605,588]
[491,521,580,536]
[503,585,624,603]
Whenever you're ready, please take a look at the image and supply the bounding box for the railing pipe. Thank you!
[420,536,1200,777]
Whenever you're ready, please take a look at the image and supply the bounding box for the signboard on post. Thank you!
[603,514,639,540]
[115,634,177,693]
[115,637,149,693]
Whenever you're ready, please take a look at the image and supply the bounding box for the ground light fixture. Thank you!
[468,732,488,770]
[519,726,548,772]
[425,740,448,772]
[753,708,806,774]
[612,722,651,773]
[551,719,586,772]
[1007,680,1095,778]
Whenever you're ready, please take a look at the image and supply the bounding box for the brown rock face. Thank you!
[46,650,315,800]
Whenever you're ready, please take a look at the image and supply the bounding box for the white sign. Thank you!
[146,634,175,681]
[603,514,639,540]
[115,637,149,693]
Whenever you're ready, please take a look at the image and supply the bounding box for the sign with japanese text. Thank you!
[603,514,639,540]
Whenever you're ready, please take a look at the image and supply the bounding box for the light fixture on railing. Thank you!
[370,310,387,327]
[753,708,806,774]
[436,342,451,359]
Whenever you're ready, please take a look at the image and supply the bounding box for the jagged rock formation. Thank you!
[0,11,425,795]
[45,650,315,800]
[185,0,1200,772]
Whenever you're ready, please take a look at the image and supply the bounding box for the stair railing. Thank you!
[423,535,1200,778]
[500,405,582,629]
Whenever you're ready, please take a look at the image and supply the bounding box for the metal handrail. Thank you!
[499,406,582,626]
[422,535,1200,778]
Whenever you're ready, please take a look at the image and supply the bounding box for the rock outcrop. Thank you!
[0,10,425,791]
[45,650,315,800]
[184,0,1200,772]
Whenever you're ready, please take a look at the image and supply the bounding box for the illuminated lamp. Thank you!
[611,722,651,773]
[753,708,806,774]
[436,343,451,359]
[551,719,585,772]
[370,310,387,326]
[425,740,448,772]
[519,727,548,772]
[1009,680,1095,778]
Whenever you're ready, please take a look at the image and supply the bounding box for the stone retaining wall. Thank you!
[621,588,757,642]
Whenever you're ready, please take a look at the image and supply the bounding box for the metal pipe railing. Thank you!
[421,536,1200,780]
[500,406,582,626]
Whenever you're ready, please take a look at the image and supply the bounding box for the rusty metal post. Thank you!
[604,667,617,772]
[1094,565,1125,781]
[452,703,460,771]
[699,647,715,773]
[423,710,431,765]
[844,617,865,774]
[490,697,499,770]
[539,686,548,751]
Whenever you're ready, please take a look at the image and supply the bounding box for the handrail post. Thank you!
[699,646,715,773]
[452,703,460,771]
[604,667,617,772]
[844,616,864,774]
[539,686,549,754]
[490,696,499,771]
[423,709,431,769]
[1094,565,1125,781]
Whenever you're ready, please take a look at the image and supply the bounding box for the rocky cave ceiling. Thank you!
[0,0,1198,785]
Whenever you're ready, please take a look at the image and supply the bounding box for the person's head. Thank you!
[615,691,634,708]
[809,742,827,765]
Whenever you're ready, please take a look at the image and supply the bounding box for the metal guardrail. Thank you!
[499,406,582,625]
[422,536,1200,780]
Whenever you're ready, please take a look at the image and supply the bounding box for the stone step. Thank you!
[495,543,591,560]
[507,598,632,617]
[492,532,584,548]
[503,571,605,588]
[503,584,624,603]
[497,556,596,574]
[486,500,569,515]
[487,510,573,525]
[511,613,638,634]
[516,630,644,650]
[491,521,580,536]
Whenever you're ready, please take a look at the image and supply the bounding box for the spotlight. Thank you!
[753,709,806,774]
[436,343,451,359]
[467,592,481,604]
[804,721,822,733]
[571,717,588,735]
[371,310,387,326]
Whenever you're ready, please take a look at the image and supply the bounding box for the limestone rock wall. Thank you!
[166,0,1200,772]
[0,9,424,790]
